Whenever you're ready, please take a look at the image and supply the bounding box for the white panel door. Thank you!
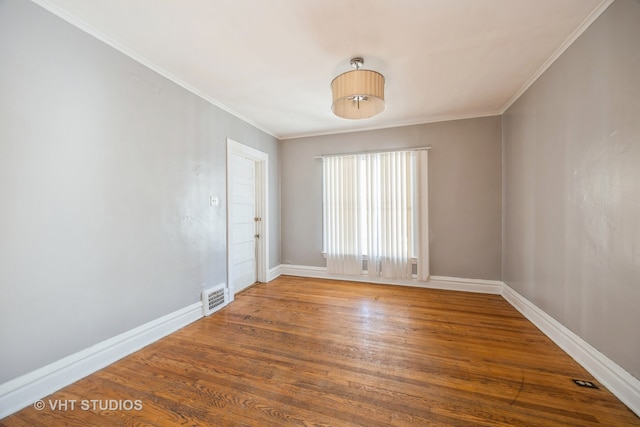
[229,154,257,294]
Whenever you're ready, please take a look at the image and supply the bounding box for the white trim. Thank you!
[314,146,431,159]
[30,0,613,141]
[277,264,639,416]
[227,139,269,163]
[429,275,503,294]
[0,302,202,419]
[267,265,282,282]
[499,0,614,113]
[501,283,640,417]
[2,267,637,419]
[30,0,277,140]
[278,264,502,294]
[280,111,501,140]
[226,139,269,299]
[279,264,327,278]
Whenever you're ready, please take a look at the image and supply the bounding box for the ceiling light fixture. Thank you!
[331,57,385,119]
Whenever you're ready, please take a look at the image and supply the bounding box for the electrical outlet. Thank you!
[573,379,598,389]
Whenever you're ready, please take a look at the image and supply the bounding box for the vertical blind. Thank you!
[322,149,429,281]
[323,155,363,275]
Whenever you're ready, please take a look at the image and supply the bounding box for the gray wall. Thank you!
[281,117,502,280]
[0,0,279,384]
[503,0,640,379]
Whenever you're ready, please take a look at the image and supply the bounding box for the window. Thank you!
[322,149,429,280]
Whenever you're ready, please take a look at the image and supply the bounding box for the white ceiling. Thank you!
[35,0,611,139]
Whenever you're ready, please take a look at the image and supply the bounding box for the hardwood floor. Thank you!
[2,276,638,426]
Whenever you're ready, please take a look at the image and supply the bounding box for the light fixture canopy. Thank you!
[331,58,385,119]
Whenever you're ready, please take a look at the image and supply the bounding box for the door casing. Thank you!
[226,138,268,300]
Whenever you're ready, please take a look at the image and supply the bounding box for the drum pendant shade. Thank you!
[331,58,385,119]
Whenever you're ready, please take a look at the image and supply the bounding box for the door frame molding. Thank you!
[226,138,269,300]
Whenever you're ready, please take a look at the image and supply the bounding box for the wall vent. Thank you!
[202,284,229,316]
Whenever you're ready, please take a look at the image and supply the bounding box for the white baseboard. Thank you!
[0,302,203,420]
[278,263,639,416]
[278,264,503,294]
[279,264,327,278]
[429,275,503,294]
[267,265,282,282]
[3,269,637,419]
[501,284,640,417]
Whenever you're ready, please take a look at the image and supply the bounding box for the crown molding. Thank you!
[499,0,615,114]
[29,0,278,139]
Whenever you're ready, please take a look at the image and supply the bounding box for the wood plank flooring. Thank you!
[2,276,639,426]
